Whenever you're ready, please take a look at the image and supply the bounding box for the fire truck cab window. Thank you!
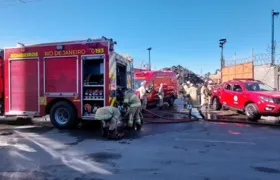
[117,63,127,88]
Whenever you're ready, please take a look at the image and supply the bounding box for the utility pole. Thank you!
[272,9,279,65]
[147,47,152,70]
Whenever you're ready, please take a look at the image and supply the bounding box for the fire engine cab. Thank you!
[0,37,133,129]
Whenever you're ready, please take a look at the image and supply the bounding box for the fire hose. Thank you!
[140,108,280,127]
[204,117,280,127]
[141,108,200,124]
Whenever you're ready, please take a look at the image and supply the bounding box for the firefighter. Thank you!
[158,83,164,109]
[183,82,190,108]
[185,83,202,117]
[186,83,200,108]
[123,89,142,127]
[207,80,213,108]
[201,83,212,109]
[138,81,147,110]
[95,106,124,138]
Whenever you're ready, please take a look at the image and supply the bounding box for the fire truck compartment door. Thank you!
[9,58,39,115]
[44,56,78,96]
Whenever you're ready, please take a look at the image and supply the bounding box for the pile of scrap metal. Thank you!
[162,65,204,85]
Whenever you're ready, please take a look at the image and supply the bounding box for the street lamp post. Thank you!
[147,47,152,70]
[272,9,279,65]
[219,39,227,69]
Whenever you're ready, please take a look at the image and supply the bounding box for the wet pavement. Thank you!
[0,99,280,179]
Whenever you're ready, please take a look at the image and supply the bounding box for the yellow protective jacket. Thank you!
[186,86,200,107]
[124,91,142,108]
[95,106,121,121]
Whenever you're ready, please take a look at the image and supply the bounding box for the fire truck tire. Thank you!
[244,103,261,121]
[50,101,78,129]
[212,97,222,110]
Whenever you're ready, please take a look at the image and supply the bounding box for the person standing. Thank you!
[138,81,147,110]
[200,83,206,107]
[183,82,190,108]
[201,83,211,109]
[186,83,200,108]
[158,83,164,109]
[123,89,142,127]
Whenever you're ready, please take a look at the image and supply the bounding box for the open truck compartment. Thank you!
[1,38,134,129]
[82,55,105,119]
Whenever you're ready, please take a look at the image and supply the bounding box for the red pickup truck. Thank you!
[211,79,279,121]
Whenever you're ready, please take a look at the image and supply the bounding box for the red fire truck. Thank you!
[0,37,133,129]
[134,70,178,107]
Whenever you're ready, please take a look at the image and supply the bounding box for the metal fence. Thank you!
[224,43,280,67]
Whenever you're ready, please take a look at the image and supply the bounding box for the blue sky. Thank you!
[0,0,280,74]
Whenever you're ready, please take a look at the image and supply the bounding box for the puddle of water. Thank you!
[85,152,122,163]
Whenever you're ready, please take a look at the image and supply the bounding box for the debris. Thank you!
[162,65,204,85]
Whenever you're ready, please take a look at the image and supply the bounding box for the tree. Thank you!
[205,72,211,78]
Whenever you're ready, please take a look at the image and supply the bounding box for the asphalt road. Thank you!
[1,100,280,180]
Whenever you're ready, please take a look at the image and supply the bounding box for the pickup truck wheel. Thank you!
[245,103,261,121]
[50,101,79,129]
[212,97,222,110]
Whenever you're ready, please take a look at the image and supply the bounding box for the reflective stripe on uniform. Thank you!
[95,114,112,120]
[130,102,142,107]
[130,94,137,101]
[108,107,113,114]
[112,115,120,120]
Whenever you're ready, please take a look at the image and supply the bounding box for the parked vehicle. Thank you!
[211,78,279,121]
[134,70,178,107]
[1,37,133,129]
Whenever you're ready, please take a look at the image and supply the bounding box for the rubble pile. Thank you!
[162,65,204,85]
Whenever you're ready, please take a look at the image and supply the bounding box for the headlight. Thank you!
[259,96,274,103]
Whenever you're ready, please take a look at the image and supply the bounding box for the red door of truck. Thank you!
[9,58,39,115]
[0,53,3,101]
[220,83,233,106]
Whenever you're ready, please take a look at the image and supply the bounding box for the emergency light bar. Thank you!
[56,45,64,50]
[135,72,147,76]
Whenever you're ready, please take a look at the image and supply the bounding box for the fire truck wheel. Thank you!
[245,103,261,121]
[212,97,222,110]
[50,101,78,129]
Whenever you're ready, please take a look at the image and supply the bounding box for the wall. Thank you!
[222,62,253,82]
[209,70,221,84]
[253,64,278,89]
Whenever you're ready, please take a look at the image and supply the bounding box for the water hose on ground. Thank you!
[142,108,199,124]
[204,118,280,127]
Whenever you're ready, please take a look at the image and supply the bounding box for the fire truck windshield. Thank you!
[244,82,275,91]
[134,79,145,89]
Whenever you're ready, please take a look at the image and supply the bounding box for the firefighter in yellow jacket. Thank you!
[95,106,123,138]
[123,89,142,127]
